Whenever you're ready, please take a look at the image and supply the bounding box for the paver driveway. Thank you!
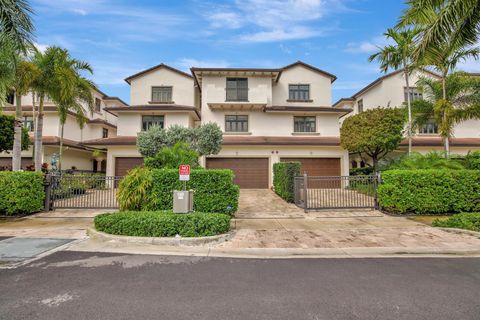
[236,189,382,218]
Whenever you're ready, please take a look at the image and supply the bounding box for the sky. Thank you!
[30,0,480,104]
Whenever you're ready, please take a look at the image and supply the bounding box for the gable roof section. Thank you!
[281,61,337,83]
[350,68,441,99]
[125,63,193,84]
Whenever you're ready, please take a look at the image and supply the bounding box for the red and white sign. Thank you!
[179,165,190,181]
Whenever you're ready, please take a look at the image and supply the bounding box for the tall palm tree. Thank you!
[11,53,38,170]
[31,47,94,172]
[398,0,480,57]
[369,27,421,155]
[412,72,480,154]
[0,37,16,109]
[420,43,479,153]
[0,0,35,53]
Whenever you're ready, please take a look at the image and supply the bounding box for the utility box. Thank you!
[173,190,194,213]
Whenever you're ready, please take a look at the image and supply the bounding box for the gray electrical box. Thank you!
[173,190,194,213]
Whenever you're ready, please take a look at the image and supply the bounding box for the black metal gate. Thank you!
[294,175,379,211]
[46,175,122,209]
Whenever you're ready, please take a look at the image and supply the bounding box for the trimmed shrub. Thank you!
[465,151,480,170]
[350,167,374,176]
[273,162,300,202]
[383,151,465,170]
[378,170,480,214]
[118,168,239,215]
[432,212,480,232]
[0,172,45,215]
[94,211,231,237]
[144,142,200,169]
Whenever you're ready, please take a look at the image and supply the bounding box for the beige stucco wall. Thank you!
[42,146,93,170]
[130,68,194,106]
[273,65,332,106]
[201,109,340,136]
[116,113,194,136]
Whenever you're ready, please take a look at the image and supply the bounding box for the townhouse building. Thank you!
[84,61,351,188]
[334,69,480,159]
[0,89,124,171]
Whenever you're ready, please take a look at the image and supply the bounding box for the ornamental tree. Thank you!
[137,122,223,157]
[340,107,405,173]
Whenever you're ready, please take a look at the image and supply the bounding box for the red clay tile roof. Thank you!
[87,119,117,129]
[266,106,352,114]
[400,137,480,147]
[222,136,341,146]
[83,136,137,146]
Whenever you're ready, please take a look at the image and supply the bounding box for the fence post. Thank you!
[44,174,52,212]
[303,173,308,213]
[374,172,381,210]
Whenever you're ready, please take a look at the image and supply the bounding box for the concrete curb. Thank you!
[437,227,480,238]
[87,228,234,247]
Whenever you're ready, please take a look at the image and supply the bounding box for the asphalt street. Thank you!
[1,252,479,320]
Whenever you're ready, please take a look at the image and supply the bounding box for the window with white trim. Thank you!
[404,87,423,102]
[142,115,164,131]
[289,84,310,101]
[226,78,248,101]
[152,86,173,103]
[294,116,316,133]
[418,120,438,134]
[225,115,248,132]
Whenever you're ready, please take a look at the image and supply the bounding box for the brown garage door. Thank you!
[115,157,144,177]
[281,158,341,176]
[206,158,269,189]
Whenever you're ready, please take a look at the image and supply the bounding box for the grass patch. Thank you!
[94,211,231,237]
[408,216,450,226]
[432,213,480,232]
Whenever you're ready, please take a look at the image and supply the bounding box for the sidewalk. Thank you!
[2,210,480,258]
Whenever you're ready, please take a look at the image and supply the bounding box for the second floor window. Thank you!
[294,116,316,133]
[357,99,364,113]
[142,115,164,131]
[102,128,109,138]
[152,86,172,103]
[226,78,248,101]
[404,87,423,102]
[95,98,101,112]
[225,115,248,132]
[23,116,34,132]
[419,120,438,134]
[289,84,310,101]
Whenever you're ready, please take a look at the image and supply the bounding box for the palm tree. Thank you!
[0,37,16,108]
[420,43,479,153]
[369,27,421,155]
[11,53,38,170]
[398,0,480,57]
[31,47,94,172]
[0,0,35,52]
[412,72,480,155]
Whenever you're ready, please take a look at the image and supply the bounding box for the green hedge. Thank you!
[94,211,231,237]
[432,213,480,232]
[377,170,480,214]
[0,172,45,215]
[118,168,239,215]
[273,162,300,202]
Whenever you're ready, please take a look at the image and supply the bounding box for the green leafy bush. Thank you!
[94,211,231,237]
[144,142,200,169]
[0,172,45,215]
[384,151,465,170]
[118,168,239,215]
[350,167,374,176]
[0,114,30,154]
[378,170,480,214]
[465,151,480,170]
[273,162,300,202]
[137,122,222,157]
[432,213,480,232]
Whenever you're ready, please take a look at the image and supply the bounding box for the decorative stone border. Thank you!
[87,227,234,247]
[437,227,480,238]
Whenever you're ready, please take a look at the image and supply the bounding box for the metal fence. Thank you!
[46,175,122,209]
[294,174,379,211]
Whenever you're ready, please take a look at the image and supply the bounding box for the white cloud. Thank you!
[204,0,346,42]
[174,58,230,71]
[345,35,390,54]
[90,61,142,85]
[34,42,48,53]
